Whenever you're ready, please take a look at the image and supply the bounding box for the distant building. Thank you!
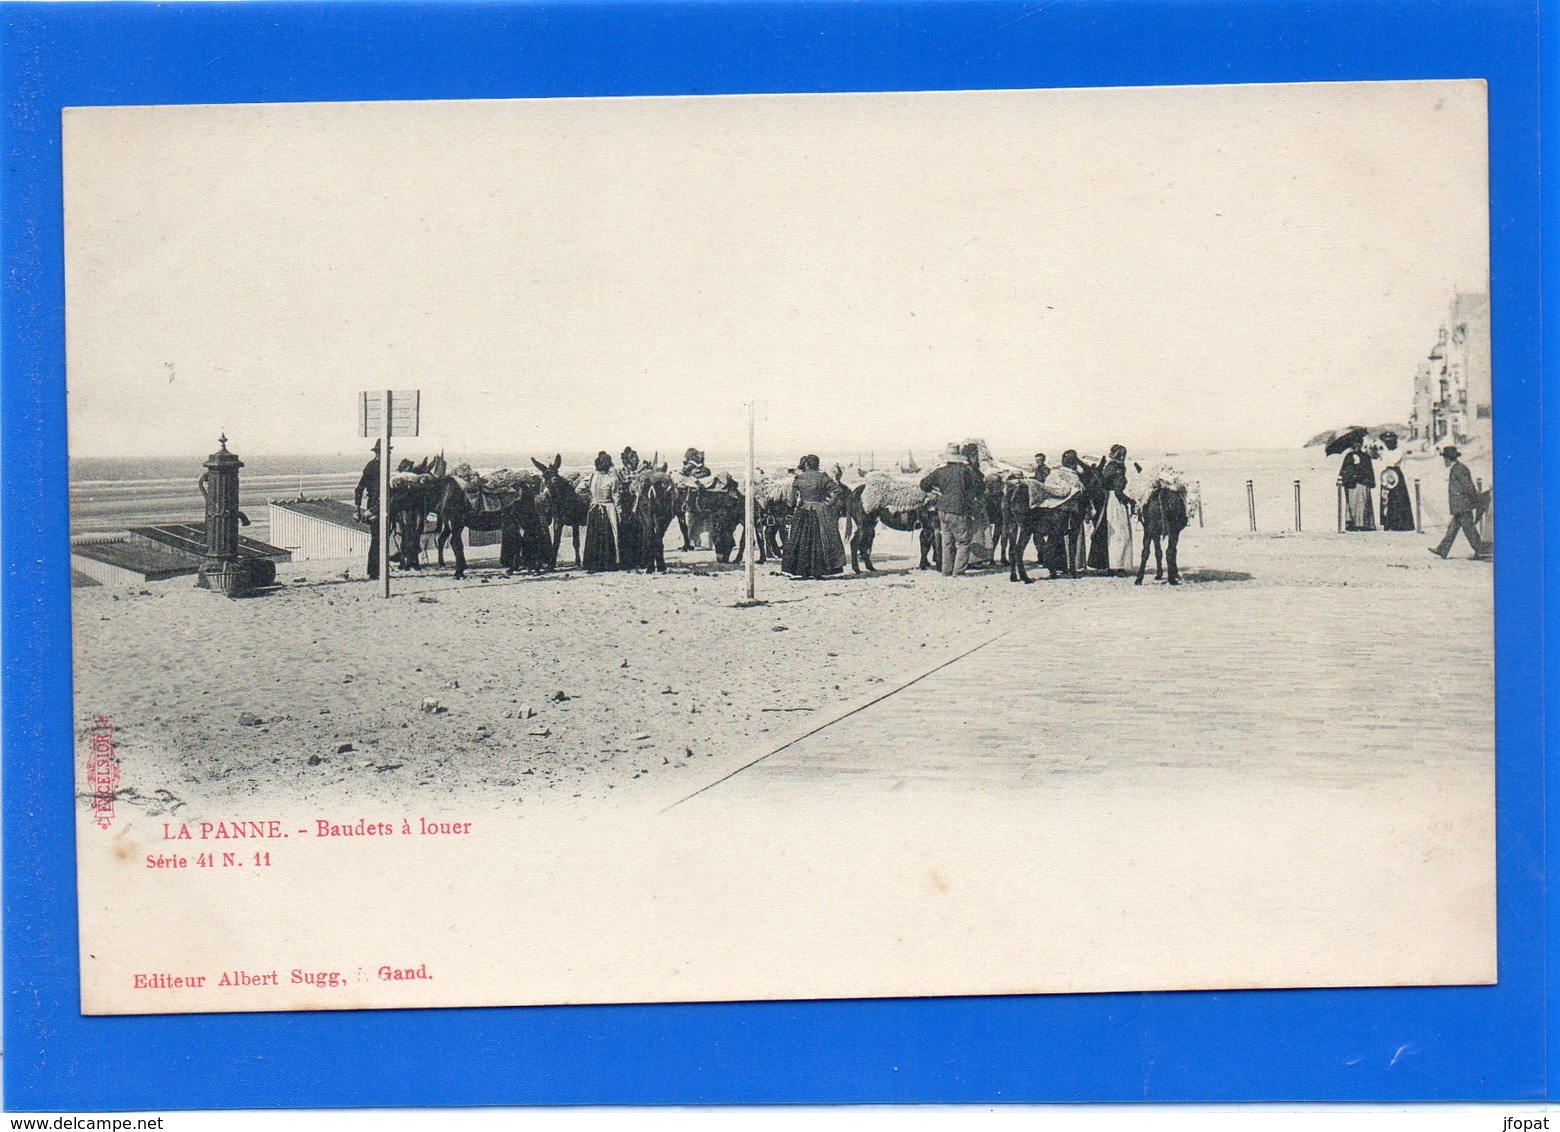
[1408,291,1490,450]
[268,498,373,561]
[268,497,497,561]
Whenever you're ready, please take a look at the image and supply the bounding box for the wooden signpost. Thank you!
[357,390,421,598]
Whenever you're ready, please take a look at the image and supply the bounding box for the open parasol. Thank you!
[1324,426,1369,456]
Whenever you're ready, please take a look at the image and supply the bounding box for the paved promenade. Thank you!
[659,528,1495,998]
[697,528,1493,803]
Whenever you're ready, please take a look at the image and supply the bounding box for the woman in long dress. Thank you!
[581,451,625,572]
[1089,444,1136,575]
[780,455,847,579]
[1377,432,1415,531]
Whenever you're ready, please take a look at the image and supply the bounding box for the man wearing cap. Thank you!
[920,443,984,576]
[354,440,382,580]
[1429,446,1490,559]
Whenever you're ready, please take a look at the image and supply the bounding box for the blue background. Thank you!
[3,0,1548,1109]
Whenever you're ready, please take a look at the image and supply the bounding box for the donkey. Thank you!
[384,456,446,569]
[844,482,939,574]
[751,476,795,563]
[431,477,547,580]
[676,474,738,552]
[1134,486,1189,585]
[1001,477,1076,583]
[624,466,681,574]
[678,476,748,562]
[690,470,797,563]
[531,455,590,569]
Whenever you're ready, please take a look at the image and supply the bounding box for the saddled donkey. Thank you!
[844,475,939,574]
[708,490,745,563]
[385,457,445,569]
[1001,469,1082,583]
[677,472,746,561]
[750,473,795,563]
[717,471,795,565]
[1134,486,1189,585]
[688,483,745,563]
[432,476,548,580]
[677,467,804,565]
[531,455,590,569]
[1001,478,1057,583]
[623,466,681,574]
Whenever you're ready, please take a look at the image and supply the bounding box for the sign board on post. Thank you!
[357,390,420,438]
[357,389,421,598]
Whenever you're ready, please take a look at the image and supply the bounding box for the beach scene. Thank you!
[64,83,1495,1013]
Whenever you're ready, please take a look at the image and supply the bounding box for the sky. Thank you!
[62,81,1488,461]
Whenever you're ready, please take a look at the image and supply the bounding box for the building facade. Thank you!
[1408,291,1491,451]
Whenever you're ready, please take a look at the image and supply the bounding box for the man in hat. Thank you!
[1429,446,1490,559]
[621,447,642,475]
[920,443,984,576]
[354,440,382,580]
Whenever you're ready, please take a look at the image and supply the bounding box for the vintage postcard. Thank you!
[65,80,1493,1015]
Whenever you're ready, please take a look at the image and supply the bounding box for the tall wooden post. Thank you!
[1414,478,1423,533]
[1245,480,1256,532]
[1195,481,1203,527]
[1336,482,1344,533]
[1293,479,1302,532]
[380,389,392,599]
[744,401,757,602]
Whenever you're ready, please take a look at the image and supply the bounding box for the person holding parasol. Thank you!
[1328,427,1376,531]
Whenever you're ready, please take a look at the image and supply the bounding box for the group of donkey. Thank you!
[382,454,685,579]
[382,455,1188,585]
[730,466,1187,585]
[994,476,1188,585]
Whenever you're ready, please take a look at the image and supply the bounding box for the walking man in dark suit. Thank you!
[1429,445,1490,559]
[354,440,382,580]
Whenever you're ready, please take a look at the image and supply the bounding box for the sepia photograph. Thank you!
[64,80,1495,1015]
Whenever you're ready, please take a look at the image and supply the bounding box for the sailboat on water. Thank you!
[898,451,920,474]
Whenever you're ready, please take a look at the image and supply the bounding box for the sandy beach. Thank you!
[72,446,1493,817]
